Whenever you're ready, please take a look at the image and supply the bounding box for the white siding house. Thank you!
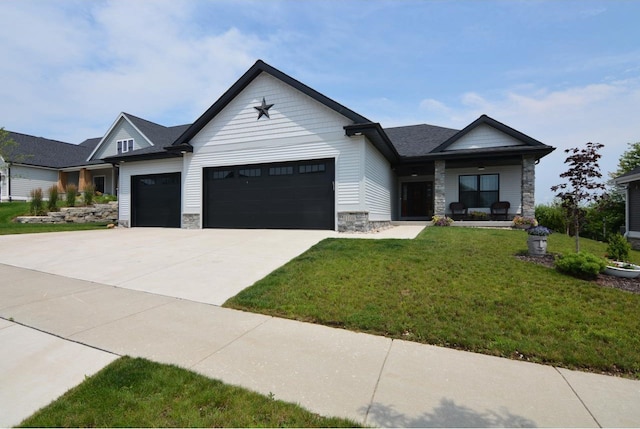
[5,60,554,231]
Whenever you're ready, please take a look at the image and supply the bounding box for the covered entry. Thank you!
[131,172,181,227]
[203,159,335,229]
[401,181,434,218]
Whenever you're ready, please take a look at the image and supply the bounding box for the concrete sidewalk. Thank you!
[2,263,640,427]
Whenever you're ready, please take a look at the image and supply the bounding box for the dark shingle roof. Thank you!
[101,115,191,163]
[615,165,640,181]
[79,137,101,151]
[4,132,92,168]
[384,124,459,158]
[124,113,190,150]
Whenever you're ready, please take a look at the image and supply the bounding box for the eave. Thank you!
[344,123,400,164]
[398,145,555,164]
[103,150,182,164]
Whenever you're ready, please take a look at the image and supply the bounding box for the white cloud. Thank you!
[413,79,640,203]
[0,0,265,142]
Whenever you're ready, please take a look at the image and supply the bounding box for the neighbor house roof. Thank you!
[99,113,191,163]
[3,131,94,169]
[614,166,640,184]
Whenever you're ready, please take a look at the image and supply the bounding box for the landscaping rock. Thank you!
[15,202,118,225]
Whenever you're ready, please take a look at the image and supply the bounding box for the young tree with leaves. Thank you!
[551,142,606,252]
[610,141,640,179]
[0,128,19,161]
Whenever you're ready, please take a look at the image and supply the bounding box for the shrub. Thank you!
[66,184,78,207]
[95,193,117,204]
[606,233,631,262]
[469,211,488,220]
[512,215,537,229]
[47,185,59,212]
[83,184,95,206]
[535,202,567,233]
[555,252,607,280]
[29,188,46,215]
[432,215,454,226]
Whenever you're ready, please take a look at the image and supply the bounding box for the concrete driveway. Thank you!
[0,228,339,305]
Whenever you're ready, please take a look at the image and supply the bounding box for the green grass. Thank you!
[0,201,108,235]
[225,227,640,378]
[20,357,360,428]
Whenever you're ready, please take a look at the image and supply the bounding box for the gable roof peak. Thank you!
[173,59,372,146]
[430,113,548,153]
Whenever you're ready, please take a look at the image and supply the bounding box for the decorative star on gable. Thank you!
[254,97,274,120]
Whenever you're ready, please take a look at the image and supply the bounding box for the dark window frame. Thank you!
[269,166,294,176]
[299,163,326,174]
[458,174,500,209]
[212,170,234,180]
[239,168,262,177]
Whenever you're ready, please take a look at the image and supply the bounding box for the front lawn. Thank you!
[225,227,640,378]
[20,357,359,428]
[0,202,108,234]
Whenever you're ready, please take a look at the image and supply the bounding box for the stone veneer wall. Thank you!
[182,213,200,229]
[15,202,118,224]
[628,237,640,251]
[521,155,536,218]
[337,211,391,232]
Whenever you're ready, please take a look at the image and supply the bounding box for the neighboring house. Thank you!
[3,60,555,231]
[0,132,101,202]
[614,167,640,249]
[0,113,189,202]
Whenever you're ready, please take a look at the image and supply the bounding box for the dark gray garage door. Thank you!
[131,172,181,227]
[203,159,335,229]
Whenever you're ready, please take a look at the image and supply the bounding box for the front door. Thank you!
[401,181,433,218]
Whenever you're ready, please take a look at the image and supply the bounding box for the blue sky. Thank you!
[1,0,639,203]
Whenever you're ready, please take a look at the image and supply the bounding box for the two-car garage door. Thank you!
[203,159,335,230]
[131,159,335,229]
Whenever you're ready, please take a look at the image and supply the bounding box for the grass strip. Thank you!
[225,227,640,378]
[20,357,360,428]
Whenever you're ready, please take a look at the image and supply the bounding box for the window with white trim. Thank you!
[117,139,134,154]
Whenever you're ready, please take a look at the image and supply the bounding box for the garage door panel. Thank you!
[204,159,334,230]
[132,173,181,228]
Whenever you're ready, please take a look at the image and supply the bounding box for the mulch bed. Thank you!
[515,253,640,295]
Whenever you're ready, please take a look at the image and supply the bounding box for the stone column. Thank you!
[521,155,536,218]
[434,160,446,216]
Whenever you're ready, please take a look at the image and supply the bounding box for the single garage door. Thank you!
[131,172,181,227]
[203,159,335,229]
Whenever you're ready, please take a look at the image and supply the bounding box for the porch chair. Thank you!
[490,201,510,220]
[449,202,467,220]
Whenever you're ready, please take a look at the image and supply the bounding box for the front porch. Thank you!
[394,155,536,221]
[58,164,118,196]
[391,220,515,229]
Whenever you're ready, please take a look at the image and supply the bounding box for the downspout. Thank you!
[7,164,11,202]
[625,185,630,236]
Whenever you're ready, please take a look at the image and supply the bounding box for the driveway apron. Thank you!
[0,228,337,305]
